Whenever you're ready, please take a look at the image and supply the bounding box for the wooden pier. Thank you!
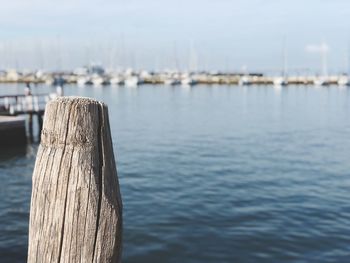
[0,93,56,144]
[0,115,27,146]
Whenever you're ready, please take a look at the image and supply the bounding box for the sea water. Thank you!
[1,84,350,262]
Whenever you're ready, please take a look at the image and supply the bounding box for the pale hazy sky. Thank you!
[1,0,350,73]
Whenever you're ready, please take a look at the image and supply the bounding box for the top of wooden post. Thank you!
[40,96,108,148]
[47,96,105,106]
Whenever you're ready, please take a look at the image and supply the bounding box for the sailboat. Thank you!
[164,76,181,86]
[273,77,287,86]
[238,75,252,86]
[110,75,124,86]
[181,76,197,86]
[180,72,197,86]
[91,75,108,86]
[77,76,91,86]
[125,75,142,87]
[337,76,349,86]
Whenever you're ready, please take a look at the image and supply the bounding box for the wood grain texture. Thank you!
[28,97,122,263]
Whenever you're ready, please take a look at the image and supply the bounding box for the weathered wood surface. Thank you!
[28,97,123,263]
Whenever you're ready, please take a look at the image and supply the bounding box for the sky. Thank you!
[1,0,350,73]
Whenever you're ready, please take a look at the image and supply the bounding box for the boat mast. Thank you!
[347,40,350,76]
[282,37,288,78]
[173,41,179,72]
[189,40,197,73]
[321,41,328,77]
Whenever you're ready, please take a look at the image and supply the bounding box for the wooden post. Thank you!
[28,97,123,263]
[37,112,43,140]
[28,113,33,143]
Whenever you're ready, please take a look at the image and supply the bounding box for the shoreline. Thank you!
[0,74,347,86]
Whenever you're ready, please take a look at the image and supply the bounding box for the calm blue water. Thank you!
[1,84,350,262]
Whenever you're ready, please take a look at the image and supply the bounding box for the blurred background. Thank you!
[1,1,350,263]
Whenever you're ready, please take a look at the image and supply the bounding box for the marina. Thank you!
[0,66,349,87]
[1,65,348,146]
[0,69,348,146]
